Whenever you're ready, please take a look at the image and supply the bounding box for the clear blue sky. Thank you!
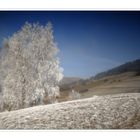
[0,11,140,78]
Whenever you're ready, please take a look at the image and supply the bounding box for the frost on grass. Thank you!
[0,22,63,111]
[68,89,81,100]
[0,93,140,129]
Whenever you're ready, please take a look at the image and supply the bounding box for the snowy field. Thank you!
[0,93,140,129]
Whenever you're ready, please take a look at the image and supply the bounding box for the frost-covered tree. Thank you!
[69,89,81,100]
[0,22,63,111]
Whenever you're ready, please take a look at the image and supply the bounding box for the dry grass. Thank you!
[59,72,140,102]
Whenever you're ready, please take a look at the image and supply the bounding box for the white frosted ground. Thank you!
[0,93,140,129]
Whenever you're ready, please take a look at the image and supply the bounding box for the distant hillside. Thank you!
[59,77,82,86]
[59,59,140,102]
[94,59,140,80]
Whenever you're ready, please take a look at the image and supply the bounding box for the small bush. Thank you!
[68,89,81,100]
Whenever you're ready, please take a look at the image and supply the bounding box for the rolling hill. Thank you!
[59,59,140,102]
[59,77,82,86]
[0,93,140,129]
[94,59,140,80]
[0,59,140,129]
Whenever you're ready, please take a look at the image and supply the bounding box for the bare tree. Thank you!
[0,22,63,111]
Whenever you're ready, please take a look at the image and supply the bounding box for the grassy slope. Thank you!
[59,72,140,102]
[0,93,140,129]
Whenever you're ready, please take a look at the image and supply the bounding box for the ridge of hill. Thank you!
[59,59,140,102]
[94,59,140,80]
[59,77,82,86]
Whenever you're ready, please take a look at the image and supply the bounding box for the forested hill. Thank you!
[94,59,140,80]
